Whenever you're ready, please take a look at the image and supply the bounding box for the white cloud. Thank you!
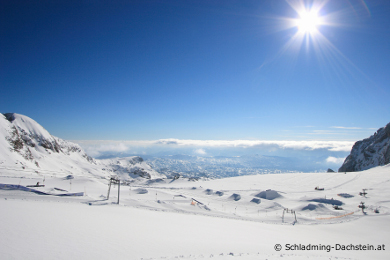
[151,139,354,151]
[331,126,362,130]
[308,130,341,135]
[75,140,132,158]
[74,139,354,157]
[326,156,346,164]
[194,148,207,155]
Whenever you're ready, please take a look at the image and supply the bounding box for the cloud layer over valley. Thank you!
[76,139,354,158]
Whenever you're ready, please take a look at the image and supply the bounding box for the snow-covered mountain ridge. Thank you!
[1,112,94,165]
[339,122,390,172]
[0,113,162,179]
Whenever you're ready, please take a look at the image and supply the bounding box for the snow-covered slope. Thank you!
[339,122,390,172]
[0,113,162,180]
[1,164,389,259]
[1,113,95,168]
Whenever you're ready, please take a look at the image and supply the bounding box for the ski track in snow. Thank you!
[328,172,362,190]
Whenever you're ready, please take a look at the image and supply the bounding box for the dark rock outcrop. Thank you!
[339,122,390,172]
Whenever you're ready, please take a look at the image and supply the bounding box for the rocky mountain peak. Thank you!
[0,113,163,180]
[339,122,390,172]
[4,113,16,122]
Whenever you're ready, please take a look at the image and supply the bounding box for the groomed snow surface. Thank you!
[1,165,390,260]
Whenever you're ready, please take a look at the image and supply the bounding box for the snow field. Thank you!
[1,165,390,259]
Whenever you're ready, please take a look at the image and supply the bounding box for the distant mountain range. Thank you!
[339,122,390,172]
[143,154,331,179]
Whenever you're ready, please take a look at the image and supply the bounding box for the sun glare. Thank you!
[296,10,321,33]
[261,0,373,95]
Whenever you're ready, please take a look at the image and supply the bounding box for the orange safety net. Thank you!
[316,212,354,220]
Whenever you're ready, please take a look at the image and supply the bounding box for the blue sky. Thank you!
[1,0,390,144]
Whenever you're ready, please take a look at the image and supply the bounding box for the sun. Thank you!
[260,0,372,94]
[295,10,322,34]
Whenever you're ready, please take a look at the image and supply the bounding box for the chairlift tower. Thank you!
[358,201,366,213]
[282,208,297,223]
[107,176,121,204]
[359,189,367,197]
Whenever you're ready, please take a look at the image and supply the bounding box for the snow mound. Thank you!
[229,193,241,201]
[308,198,342,206]
[250,198,261,204]
[135,188,148,194]
[337,193,354,198]
[205,189,213,195]
[300,203,327,211]
[297,203,337,216]
[215,191,224,196]
[255,189,281,200]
